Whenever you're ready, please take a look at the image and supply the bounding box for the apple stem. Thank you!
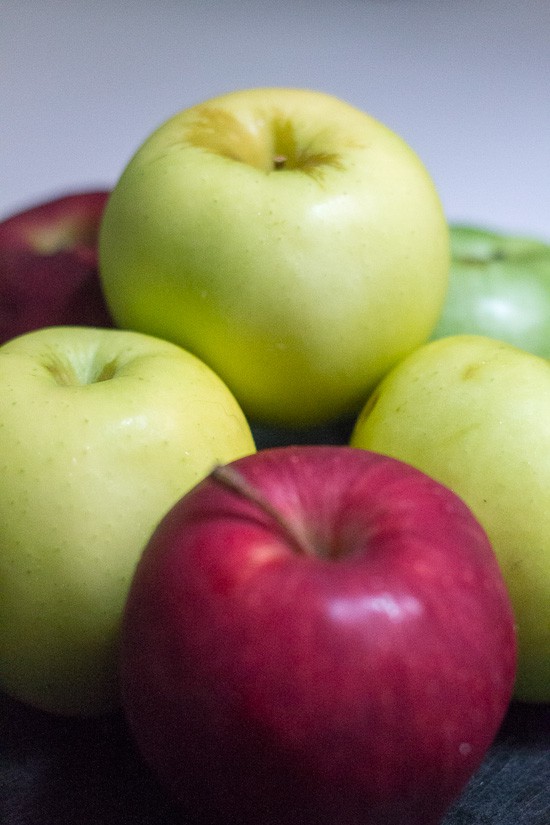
[273,154,287,170]
[210,464,317,557]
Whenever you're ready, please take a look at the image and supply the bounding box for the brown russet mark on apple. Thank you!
[268,115,345,177]
[461,362,483,381]
[184,106,346,179]
[184,107,259,166]
[43,356,78,387]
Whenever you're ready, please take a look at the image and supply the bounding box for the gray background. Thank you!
[1,0,549,240]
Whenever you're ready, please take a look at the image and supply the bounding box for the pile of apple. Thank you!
[1,87,548,825]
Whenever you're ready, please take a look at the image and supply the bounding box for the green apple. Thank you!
[99,87,449,427]
[431,224,550,355]
[0,325,255,716]
[350,334,550,703]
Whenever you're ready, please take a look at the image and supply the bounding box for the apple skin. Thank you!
[431,224,550,356]
[99,87,449,427]
[120,446,516,825]
[0,190,114,342]
[0,325,255,716]
[350,334,550,702]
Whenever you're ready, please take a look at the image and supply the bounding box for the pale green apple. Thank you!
[99,87,449,427]
[350,334,550,702]
[0,326,255,715]
[431,225,550,355]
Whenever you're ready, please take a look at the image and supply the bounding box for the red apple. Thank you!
[0,190,113,342]
[120,446,517,825]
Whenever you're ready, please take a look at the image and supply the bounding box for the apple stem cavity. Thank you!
[44,355,118,387]
[272,154,287,170]
[94,358,118,383]
[210,464,317,557]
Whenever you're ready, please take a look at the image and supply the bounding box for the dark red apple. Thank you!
[120,446,517,825]
[0,190,113,342]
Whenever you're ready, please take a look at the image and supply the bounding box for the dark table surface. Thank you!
[1,690,549,825]
[2,421,549,824]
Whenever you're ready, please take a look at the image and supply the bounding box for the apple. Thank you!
[0,190,114,342]
[120,446,516,825]
[350,333,550,703]
[431,224,550,355]
[99,87,450,427]
[0,325,255,716]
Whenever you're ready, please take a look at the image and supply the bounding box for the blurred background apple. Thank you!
[431,225,550,355]
[0,191,113,343]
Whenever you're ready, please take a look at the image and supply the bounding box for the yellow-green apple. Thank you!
[120,446,516,825]
[0,191,113,342]
[351,334,550,702]
[99,87,449,427]
[0,325,255,716]
[431,225,550,356]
